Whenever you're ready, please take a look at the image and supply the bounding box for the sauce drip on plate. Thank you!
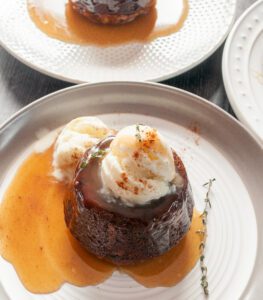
[27,0,189,46]
[0,146,202,293]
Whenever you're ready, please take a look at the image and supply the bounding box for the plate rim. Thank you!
[222,0,263,141]
[1,81,262,147]
[0,0,237,83]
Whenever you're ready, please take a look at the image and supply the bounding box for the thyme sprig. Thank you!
[80,149,107,169]
[91,149,107,158]
[135,124,142,142]
[196,178,216,296]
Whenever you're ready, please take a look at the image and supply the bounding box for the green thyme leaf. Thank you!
[135,124,142,142]
[91,149,107,159]
[80,161,88,169]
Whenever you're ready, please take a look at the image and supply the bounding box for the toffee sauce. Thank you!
[0,145,202,293]
[27,0,189,46]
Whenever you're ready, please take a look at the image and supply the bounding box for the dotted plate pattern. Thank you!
[223,0,263,142]
[0,0,236,83]
[0,83,259,300]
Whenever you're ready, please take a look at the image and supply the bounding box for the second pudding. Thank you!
[70,0,156,25]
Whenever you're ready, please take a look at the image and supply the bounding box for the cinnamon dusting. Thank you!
[121,172,128,183]
[116,180,128,190]
[188,122,201,145]
[133,151,140,159]
[134,186,139,195]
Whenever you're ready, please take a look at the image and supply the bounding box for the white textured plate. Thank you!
[0,82,262,300]
[0,0,236,83]
[223,0,263,142]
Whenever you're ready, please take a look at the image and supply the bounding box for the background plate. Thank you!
[223,0,263,142]
[0,82,262,300]
[0,0,236,83]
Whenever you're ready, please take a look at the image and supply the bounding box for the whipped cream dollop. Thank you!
[101,125,181,206]
[53,117,111,182]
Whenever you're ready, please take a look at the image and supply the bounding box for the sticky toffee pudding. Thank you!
[65,135,194,264]
[0,119,203,293]
[70,0,156,24]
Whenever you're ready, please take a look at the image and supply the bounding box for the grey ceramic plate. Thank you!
[0,82,262,300]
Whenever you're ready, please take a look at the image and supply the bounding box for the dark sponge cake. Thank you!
[70,0,156,25]
[64,136,194,265]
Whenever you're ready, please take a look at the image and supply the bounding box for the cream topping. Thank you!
[53,117,111,182]
[101,125,180,206]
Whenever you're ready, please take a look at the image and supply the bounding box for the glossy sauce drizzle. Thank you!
[27,0,189,46]
[0,146,202,293]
